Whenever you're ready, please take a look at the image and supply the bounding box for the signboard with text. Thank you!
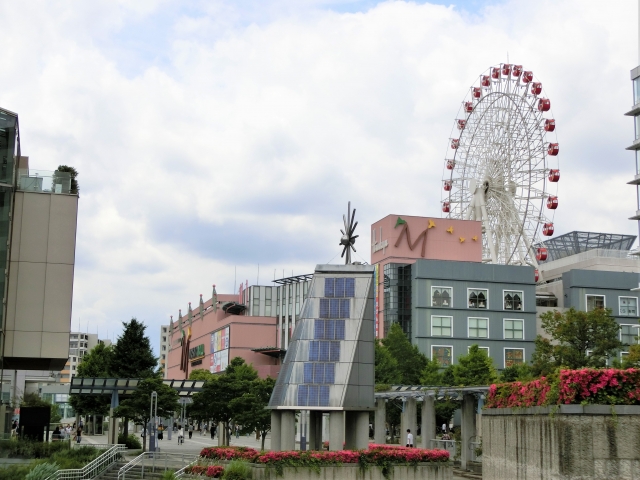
[210,326,230,373]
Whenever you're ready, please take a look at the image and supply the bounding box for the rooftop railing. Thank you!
[17,169,73,194]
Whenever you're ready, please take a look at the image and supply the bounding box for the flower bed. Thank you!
[486,368,640,408]
[186,445,450,478]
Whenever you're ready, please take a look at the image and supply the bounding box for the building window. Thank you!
[163,327,167,333]
[265,288,272,316]
[505,348,524,367]
[504,319,524,340]
[432,346,453,366]
[504,291,523,311]
[469,345,490,356]
[431,316,452,336]
[468,289,488,309]
[620,297,638,317]
[431,287,452,307]
[162,354,166,360]
[621,325,639,346]
[536,295,558,307]
[468,318,489,338]
[634,76,640,105]
[162,345,166,351]
[586,295,605,312]
[253,288,260,314]
[621,352,629,361]
[162,336,166,342]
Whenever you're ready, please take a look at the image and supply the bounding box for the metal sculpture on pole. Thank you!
[340,201,359,265]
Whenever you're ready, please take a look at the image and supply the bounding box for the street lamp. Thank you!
[149,391,158,452]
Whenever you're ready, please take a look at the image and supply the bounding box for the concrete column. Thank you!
[270,411,281,451]
[421,396,436,449]
[374,399,386,444]
[309,411,322,450]
[461,394,476,471]
[281,411,296,451]
[344,411,356,450]
[218,422,225,446]
[400,397,417,446]
[355,411,369,450]
[329,411,344,451]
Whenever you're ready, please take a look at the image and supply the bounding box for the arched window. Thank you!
[469,292,477,308]
[433,289,442,307]
[513,294,522,310]
[442,290,451,307]
[505,293,513,310]
[477,292,486,308]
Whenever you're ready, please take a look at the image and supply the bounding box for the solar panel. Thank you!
[325,363,335,383]
[304,363,314,383]
[340,299,350,318]
[308,385,319,406]
[314,320,325,339]
[325,278,335,298]
[345,278,355,297]
[326,319,335,340]
[335,278,345,298]
[298,385,309,406]
[319,299,330,318]
[313,363,324,383]
[319,385,330,406]
[330,299,340,319]
[319,341,330,362]
[309,341,319,361]
[335,320,345,340]
[330,341,340,362]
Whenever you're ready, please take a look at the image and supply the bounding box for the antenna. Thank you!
[257,263,260,285]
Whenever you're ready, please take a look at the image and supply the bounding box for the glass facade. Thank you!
[633,77,640,105]
[383,263,412,338]
[586,295,605,311]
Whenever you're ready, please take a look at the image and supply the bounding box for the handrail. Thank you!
[45,444,126,480]
[118,452,199,480]
[175,457,200,478]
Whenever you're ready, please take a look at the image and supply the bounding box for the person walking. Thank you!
[235,424,240,439]
[177,425,184,445]
[158,424,164,441]
[406,429,413,448]
[75,426,82,444]
[211,424,215,439]
[188,423,194,439]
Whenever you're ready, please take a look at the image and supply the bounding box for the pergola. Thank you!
[70,377,205,444]
[374,385,490,470]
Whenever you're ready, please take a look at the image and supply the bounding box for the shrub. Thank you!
[223,459,251,479]
[24,462,59,480]
[161,470,177,480]
[118,433,142,450]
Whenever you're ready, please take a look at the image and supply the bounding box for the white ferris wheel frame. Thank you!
[442,63,559,269]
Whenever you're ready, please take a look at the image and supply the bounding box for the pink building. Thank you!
[166,291,280,380]
[371,215,482,337]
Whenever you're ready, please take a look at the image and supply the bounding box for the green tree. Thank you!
[374,340,400,385]
[189,369,216,382]
[453,345,497,386]
[69,343,113,417]
[534,307,623,370]
[54,165,79,194]
[531,336,556,377]
[420,358,443,386]
[382,323,427,384]
[190,357,258,445]
[114,377,179,452]
[500,363,533,383]
[229,376,275,450]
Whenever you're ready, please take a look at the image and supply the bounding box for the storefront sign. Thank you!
[189,344,205,361]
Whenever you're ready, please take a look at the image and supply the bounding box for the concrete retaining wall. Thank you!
[483,405,640,480]
[186,462,452,480]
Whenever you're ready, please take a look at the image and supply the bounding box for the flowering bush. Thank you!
[187,445,449,477]
[486,368,640,408]
[184,464,224,477]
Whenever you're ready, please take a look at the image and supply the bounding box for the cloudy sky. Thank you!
[1,0,637,355]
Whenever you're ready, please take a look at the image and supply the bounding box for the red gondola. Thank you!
[538,98,550,112]
[531,82,542,95]
[451,139,460,149]
[543,223,554,236]
[442,202,451,213]
[465,102,473,113]
[536,247,548,262]
[446,159,455,170]
[522,71,533,83]
[534,269,539,282]
[547,143,559,156]
[481,75,490,87]
[544,119,556,132]
[443,180,452,191]
[472,87,481,99]
[457,119,466,130]
[491,67,500,79]
[512,65,522,77]
[546,195,558,209]
[502,64,511,76]
[548,169,560,182]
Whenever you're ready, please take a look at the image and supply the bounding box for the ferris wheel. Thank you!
[441,63,560,276]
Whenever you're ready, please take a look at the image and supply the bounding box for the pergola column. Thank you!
[421,395,435,449]
[400,397,417,446]
[308,411,323,450]
[374,398,386,444]
[281,411,296,451]
[461,394,476,470]
[329,411,344,451]
[345,411,369,450]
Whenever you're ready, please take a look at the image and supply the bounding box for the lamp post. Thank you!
[149,391,158,452]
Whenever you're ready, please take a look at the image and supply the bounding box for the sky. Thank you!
[0,0,637,356]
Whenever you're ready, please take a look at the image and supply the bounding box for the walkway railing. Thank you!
[430,439,457,459]
[45,444,126,480]
[118,452,199,480]
[175,457,200,478]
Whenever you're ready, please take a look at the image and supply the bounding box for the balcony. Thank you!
[17,169,73,194]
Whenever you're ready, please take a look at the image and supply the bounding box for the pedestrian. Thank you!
[441,423,447,434]
[75,426,82,444]
[158,424,164,441]
[211,425,215,439]
[178,425,184,445]
[406,429,413,448]
[188,423,194,439]
[235,424,240,439]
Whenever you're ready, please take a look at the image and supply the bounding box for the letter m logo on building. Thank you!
[394,217,429,257]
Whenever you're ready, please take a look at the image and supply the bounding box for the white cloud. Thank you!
[0,0,636,351]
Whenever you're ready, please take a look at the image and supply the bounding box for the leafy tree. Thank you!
[531,336,556,377]
[190,357,258,445]
[382,323,427,384]
[441,365,455,386]
[114,377,179,451]
[500,363,533,382]
[621,344,640,368]
[435,397,460,430]
[453,345,497,386]
[229,376,275,450]
[54,165,79,194]
[69,343,113,417]
[420,358,443,386]
[374,340,400,385]
[189,369,216,382]
[534,307,623,371]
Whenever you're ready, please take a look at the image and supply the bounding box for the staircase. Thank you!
[97,460,182,480]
